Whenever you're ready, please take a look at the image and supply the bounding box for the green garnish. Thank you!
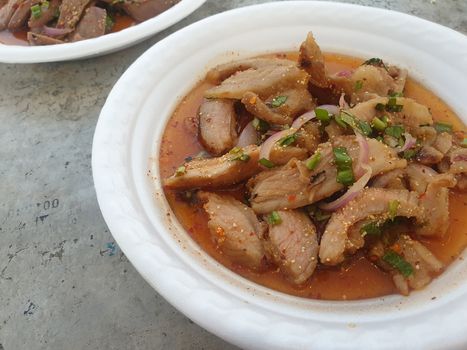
[362,57,388,71]
[388,92,403,97]
[375,103,385,112]
[308,205,331,222]
[338,111,372,136]
[175,166,186,176]
[434,122,453,134]
[402,148,418,159]
[461,138,467,148]
[305,152,321,170]
[31,4,41,18]
[333,147,352,168]
[41,0,49,10]
[267,211,282,225]
[259,158,275,168]
[385,97,403,112]
[334,114,347,128]
[385,125,405,139]
[357,120,373,136]
[278,133,297,147]
[355,80,363,91]
[315,108,331,122]
[252,118,269,133]
[360,222,382,237]
[336,169,355,186]
[270,95,288,108]
[388,200,400,220]
[228,147,250,162]
[105,15,114,32]
[382,250,414,277]
[376,135,384,142]
[371,116,387,131]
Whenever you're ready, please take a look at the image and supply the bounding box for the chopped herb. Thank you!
[360,222,382,237]
[375,103,385,112]
[306,152,321,170]
[252,118,269,133]
[31,4,41,18]
[333,147,352,168]
[41,0,49,10]
[267,211,282,225]
[402,148,418,159]
[334,114,347,128]
[385,97,403,112]
[371,116,387,131]
[355,80,363,91]
[339,111,372,136]
[434,122,453,134]
[105,14,114,32]
[362,57,388,71]
[357,120,373,136]
[389,92,403,97]
[385,125,405,139]
[270,95,288,108]
[461,138,467,148]
[278,133,297,147]
[376,135,384,142]
[259,158,275,168]
[175,166,186,176]
[336,169,355,186]
[315,108,330,122]
[228,147,250,162]
[382,250,414,277]
[308,205,331,222]
[388,200,400,220]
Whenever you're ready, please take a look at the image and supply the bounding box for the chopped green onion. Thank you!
[267,211,282,225]
[278,133,297,147]
[434,122,453,134]
[388,200,400,220]
[402,149,418,159]
[375,103,385,112]
[371,116,387,131]
[360,222,381,237]
[388,92,403,97]
[41,0,49,10]
[336,168,355,186]
[306,152,321,170]
[308,205,331,222]
[259,158,275,168]
[357,120,373,136]
[270,95,288,108]
[338,111,372,136]
[228,147,250,162]
[31,4,41,18]
[175,166,186,176]
[385,125,405,139]
[461,138,467,148]
[315,108,330,122]
[382,250,414,277]
[376,135,383,142]
[354,80,363,91]
[105,15,114,32]
[334,114,347,128]
[385,97,403,112]
[252,118,269,133]
[333,147,352,168]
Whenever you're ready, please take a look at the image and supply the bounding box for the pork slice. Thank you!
[296,121,321,153]
[298,32,328,88]
[371,168,407,190]
[199,192,266,270]
[69,6,106,42]
[432,132,452,155]
[0,0,21,30]
[163,144,303,190]
[122,0,178,22]
[7,0,32,30]
[198,98,238,156]
[241,92,292,126]
[0,0,7,9]
[249,136,407,214]
[449,147,467,174]
[57,0,91,29]
[28,0,59,27]
[263,210,318,284]
[27,31,63,45]
[319,188,421,265]
[206,58,296,84]
[204,65,309,100]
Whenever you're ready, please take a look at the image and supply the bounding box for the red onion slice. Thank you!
[319,164,373,211]
[336,70,353,78]
[236,121,258,148]
[354,133,370,177]
[259,105,339,161]
[339,93,349,109]
[42,26,73,37]
[398,132,417,152]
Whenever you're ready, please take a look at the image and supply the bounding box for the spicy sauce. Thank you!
[160,53,467,300]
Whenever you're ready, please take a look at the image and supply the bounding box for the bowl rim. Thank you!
[0,0,206,63]
[92,2,467,349]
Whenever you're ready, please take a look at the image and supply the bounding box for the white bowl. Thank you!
[92,2,467,349]
[0,0,205,63]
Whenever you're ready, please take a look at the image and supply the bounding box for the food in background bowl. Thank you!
[160,32,467,300]
[0,0,178,45]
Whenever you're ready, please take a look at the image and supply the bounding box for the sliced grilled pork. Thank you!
[122,0,178,22]
[28,0,59,28]
[57,0,91,29]
[27,31,63,45]
[0,0,21,30]
[199,192,266,270]
[69,6,106,42]
[263,210,318,284]
[7,0,31,30]
[298,32,328,88]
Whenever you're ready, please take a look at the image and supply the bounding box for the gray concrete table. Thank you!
[1,0,465,349]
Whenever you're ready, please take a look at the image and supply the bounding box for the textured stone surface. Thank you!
[0,0,465,349]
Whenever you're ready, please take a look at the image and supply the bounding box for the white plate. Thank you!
[0,0,205,63]
[92,2,467,349]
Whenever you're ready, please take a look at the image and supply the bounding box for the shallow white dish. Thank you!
[0,0,205,63]
[92,2,467,349]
